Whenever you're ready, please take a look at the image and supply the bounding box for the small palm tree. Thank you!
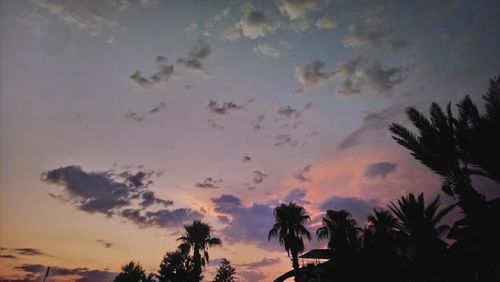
[177,220,222,281]
[114,261,146,282]
[268,202,311,282]
[316,209,361,257]
[367,209,398,235]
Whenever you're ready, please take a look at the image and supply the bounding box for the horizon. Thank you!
[1,0,500,281]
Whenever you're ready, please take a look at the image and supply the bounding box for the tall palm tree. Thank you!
[316,209,361,257]
[268,202,311,282]
[177,220,222,281]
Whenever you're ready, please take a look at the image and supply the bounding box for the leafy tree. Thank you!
[114,261,147,282]
[212,258,236,282]
[268,202,311,282]
[316,209,361,257]
[158,250,196,282]
[177,220,222,281]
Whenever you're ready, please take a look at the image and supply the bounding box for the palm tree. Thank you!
[367,209,398,235]
[268,202,311,282]
[388,193,454,241]
[177,220,222,281]
[388,193,454,279]
[316,209,361,257]
[114,261,146,282]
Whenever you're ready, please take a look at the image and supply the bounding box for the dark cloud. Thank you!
[337,104,405,150]
[177,40,210,73]
[42,165,200,229]
[237,257,280,269]
[283,188,311,205]
[242,156,252,162]
[130,57,175,88]
[188,39,210,59]
[124,111,145,122]
[96,240,113,249]
[364,162,397,178]
[120,208,203,228]
[207,119,224,130]
[43,166,137,214]
[252,171,267,184]
[208,100,243,115]
[211,194,278,251]
[277,105,300,118]
[14,248,46,256]
[294,165,312,182]
[12,263,116,282]
[149,102,166,114]
[274,134,298,147]
[139,191,173,208]
[217,215,230,224]
[195,177,223,189]
[240,9,279,39]
[294,60,334,92]
[251,114,265,131]
[319,196,380,224]
[0,254,17,259]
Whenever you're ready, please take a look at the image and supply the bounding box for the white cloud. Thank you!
[277,0,320,20]
[315,14,338,29]
[253,41,292,57]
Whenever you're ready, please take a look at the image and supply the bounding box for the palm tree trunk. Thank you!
[292,251,300,282]
[193,246,202,282]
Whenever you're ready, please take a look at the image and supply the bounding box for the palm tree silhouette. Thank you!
[177,220,222,281]
[388,193,454,280]
[268,202,311,282]
[114,261,147,282]
[367,209,398,235]
[316,209,361,258]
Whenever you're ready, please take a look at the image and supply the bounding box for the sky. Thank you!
[0,0,499,281]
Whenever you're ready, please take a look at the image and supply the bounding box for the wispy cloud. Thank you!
[208,100,243,115]
[195,177,223,189]
[177,40,211,73]
[130,56,175,88]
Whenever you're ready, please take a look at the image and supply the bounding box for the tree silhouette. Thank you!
[114,261,148,282]
[158,250,196,282]
[212,258,236,282]
[177,220,222,281]
[316,209,361,258]
[268,202,311,282]
[389,77,500,279]
[388,193,454,280]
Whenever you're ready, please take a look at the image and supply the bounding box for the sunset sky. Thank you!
[1,0,499,281]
